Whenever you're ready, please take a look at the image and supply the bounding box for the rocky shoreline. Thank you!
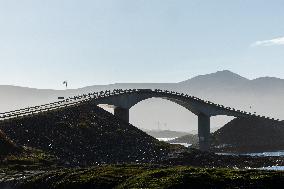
[1,105,284,188]
[1,164,284,189]
[212,117,284,153]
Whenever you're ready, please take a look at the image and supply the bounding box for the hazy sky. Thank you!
[0,0,283,89]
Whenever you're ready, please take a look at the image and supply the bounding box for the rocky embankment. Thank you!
[0,103,172,166]
[212,117,284,153]
[1,105,284,168]
[0,130,20,156]
[1,105,284,188]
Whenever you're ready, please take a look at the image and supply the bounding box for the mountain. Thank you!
[178,70,249,90]
[1,70,284,132]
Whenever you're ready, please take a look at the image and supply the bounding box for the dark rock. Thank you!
[0,129,20,156]
[212,117,284,153]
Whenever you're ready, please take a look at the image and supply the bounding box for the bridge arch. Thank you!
[93,91,208,116]
[92,90,220,151]
[98,95,201,126]
[129,98,197,131]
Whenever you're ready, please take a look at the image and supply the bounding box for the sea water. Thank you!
[217,151,284,157]
[156,137,177,141]
[258,166,284,171]
[244,151,284,157]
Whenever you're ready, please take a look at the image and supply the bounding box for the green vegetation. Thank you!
[9,165,283,189]
[0,147,59,171]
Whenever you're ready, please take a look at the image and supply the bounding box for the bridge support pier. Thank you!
[198,113,210,151]
[114,107,129,123]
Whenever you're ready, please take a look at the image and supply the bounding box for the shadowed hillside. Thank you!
[212,117,284,153]
[0,104,172,166]
[0,130,20,156]
[2,106,284,188]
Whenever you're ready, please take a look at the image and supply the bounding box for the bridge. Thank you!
[0,89,279,151]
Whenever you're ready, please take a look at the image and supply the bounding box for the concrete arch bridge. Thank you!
[0,89,278,151]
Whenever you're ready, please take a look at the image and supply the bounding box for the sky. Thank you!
[0,0,284,89]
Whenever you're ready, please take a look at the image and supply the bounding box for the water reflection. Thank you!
[217,151,284,157]
[259,166,284,171]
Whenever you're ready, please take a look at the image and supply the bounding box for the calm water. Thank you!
[259,166,284,171]
[157,137,177,141]
[217,151,284,157]
[244,151,284,157]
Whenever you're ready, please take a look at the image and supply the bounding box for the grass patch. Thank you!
[6,165,283,189]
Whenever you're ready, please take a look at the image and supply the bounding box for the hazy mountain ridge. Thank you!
[179,70,249,87]
[178,70,284,95]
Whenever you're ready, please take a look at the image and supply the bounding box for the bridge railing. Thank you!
[0,89,126,120]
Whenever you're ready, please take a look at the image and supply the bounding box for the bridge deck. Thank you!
[0,89,280,122]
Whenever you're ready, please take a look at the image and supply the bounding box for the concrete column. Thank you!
[114,107,129,123]
[198,113,210,151]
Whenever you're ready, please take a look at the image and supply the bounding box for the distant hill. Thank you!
[1,70,284,132]
[167,134,199,146]
[212,117,284,153]
[178,70,249,91]
[143,129,189,138]
[0,103,173,166]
